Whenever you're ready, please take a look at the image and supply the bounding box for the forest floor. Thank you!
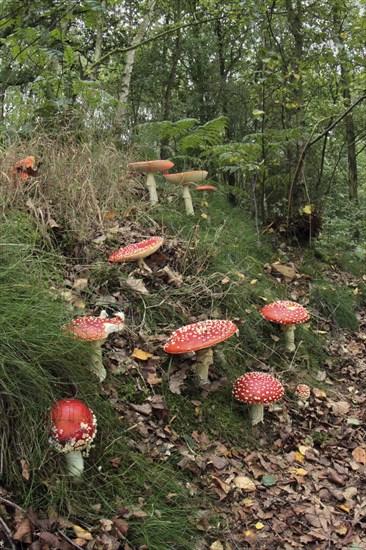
[1,175,366,549]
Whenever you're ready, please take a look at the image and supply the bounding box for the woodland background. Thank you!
[1,1,366,549]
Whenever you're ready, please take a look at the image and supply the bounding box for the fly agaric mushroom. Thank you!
[296,384,311,408]
[163,170,208,215]
[260,300,310,352]
[108,236,164,272]
[232,372,284,425]
[127,160,174,206]
[164,319,238,384]
[49,399,97,477]
[63,312,125,381]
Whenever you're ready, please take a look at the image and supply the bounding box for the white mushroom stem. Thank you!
[137,257,153,272]
[182,185,194,215]
[281,324,296,352]
[65,451,84,477]
[90,340,107,381]
[195,348,213,383]
[146,173,158,206]
[250,403,264,425]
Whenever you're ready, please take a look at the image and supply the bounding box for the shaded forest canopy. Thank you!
[1,0,366,225]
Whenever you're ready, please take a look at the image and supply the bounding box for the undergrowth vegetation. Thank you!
[0,136,363,548]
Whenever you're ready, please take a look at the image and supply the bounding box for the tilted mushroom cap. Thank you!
[296,384,311,400]
[163,171,208,185]
[195,185,217,191]
[260,301,310,325]
[232,372,284,404]
[108,236,164,263]
[164,319,238,354]
[49,399,97,453]
[127,160,174,173]
[64,313,125,341]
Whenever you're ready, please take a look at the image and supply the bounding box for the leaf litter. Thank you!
[1,238,366,549]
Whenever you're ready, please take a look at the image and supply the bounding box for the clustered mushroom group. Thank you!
[12,154,311,478]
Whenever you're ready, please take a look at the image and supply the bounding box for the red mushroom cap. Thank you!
[127,160,174,173]
[232,372,284,404]
[108,236,164,263]
[164,319,238,354]
[296,384,311,400]
[64,313,125,341]
[163,171,208,185]
[49,399,97,452]
[195,185,217,191]
[260,301,310,325]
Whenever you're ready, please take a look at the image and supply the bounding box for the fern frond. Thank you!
[179,116,228,153]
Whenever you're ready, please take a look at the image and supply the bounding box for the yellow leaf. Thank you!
[210,542,224,550]
[201,200,208,207]
[295,451,305,463]
[201,213,208,219]
[241,497,254,506]
[131,348,153,360]
[353,288,359,295]
[302,204,313,214]
[298,445,310,455]
[250,279,258,285]
[289,467,308,476]
[105,210,117,220]
[255,522,264,530]
[338,505,350,513]
[294,73,301,80]
[72,525,93,540]
[233,476,256,492]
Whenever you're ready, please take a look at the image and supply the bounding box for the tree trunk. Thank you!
[341,68,358,203]
[160,0,182,158]
[93,0,107,79]
[114,0,156,134]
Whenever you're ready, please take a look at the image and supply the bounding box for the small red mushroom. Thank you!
[164,319,238,383]
[108,236,164,272]
[296,384,311,408]
[163,171,208,215]
[49,399,97,477]
[232,372,284,425]
[127,160,174,206]
[260,301,310,352]
[63,312,125,381]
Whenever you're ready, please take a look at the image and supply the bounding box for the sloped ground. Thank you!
[0,156,365,549]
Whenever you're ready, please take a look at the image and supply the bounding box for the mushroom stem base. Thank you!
[137,257,152,272]
[250,403,264,425]
[146,173,158,206]
[182,185,194,215]
[90,340,107,381]
[281,324,296,352]
[65,451,84,477]
[195,348,213,383]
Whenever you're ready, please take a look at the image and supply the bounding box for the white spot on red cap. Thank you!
[232,372,284,404]
[260,301,310,325]
[164,319,238,354]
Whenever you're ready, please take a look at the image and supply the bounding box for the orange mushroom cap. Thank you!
[164,319,238,354]
[232,372,284,404]
[195,185,217,191]
[260,301,310,325]
[108,236,164,263]
[127,160,174,173]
